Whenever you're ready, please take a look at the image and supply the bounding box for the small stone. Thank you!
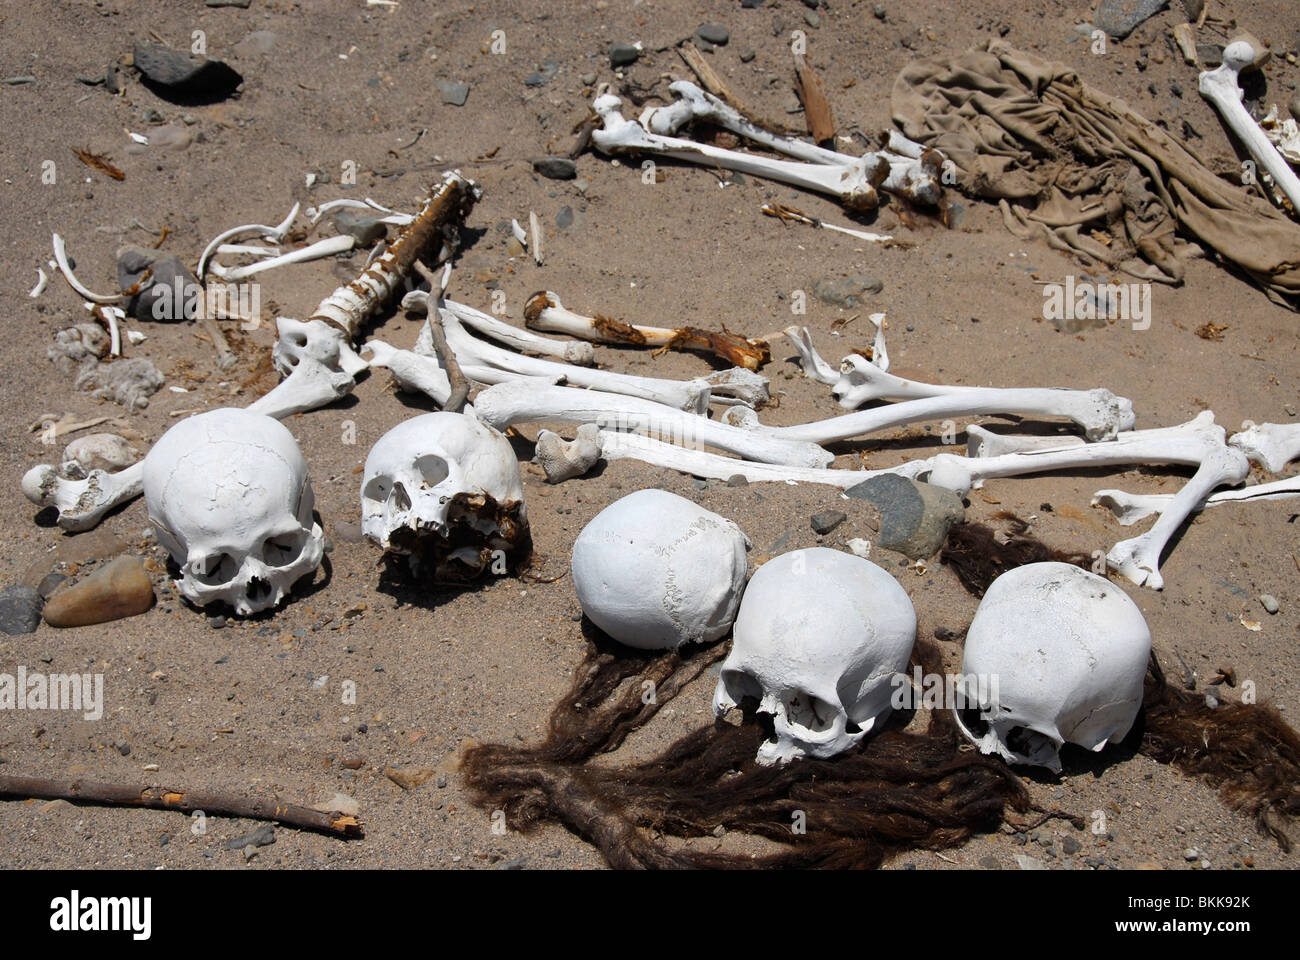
[1183,846,1200,860]
[579,72,597,85]
[726,474,749,487]
[978,854,999,869]
[385,765,436,790]
[846,538,872,559]
[810,510,847,535]
[843,476,964,559]
[227,824,275,850]
[330,210,387,246]
[117,246,200,322]
[696,24,730,46]
[873,4,887,19]
[36,574,67,600]
[609,42,641,68]
[533,156,577,180]
[42,555,155,628]
[506,237,525,257]
[813,275,883,307]
[738,47,756,63]
[0,586,43,635]
[1062,837,1082,855]
[116,741,132,756]
[804,10,821,28]
[62,433,140,477]
[312,792,360,818]
[1196,43,1224,67]
[555,205,574,229]
[1205,692,1219,709]
[132,43,242,100]
[438,81,469,106]
[1014,853,1048,870]
[946,201,966,230]
[1259,594,1279,615]
[1093,0,1169,39]
[206,0,252,6]
[210,616,227,630]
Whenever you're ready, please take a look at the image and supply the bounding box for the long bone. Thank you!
[472,381,834,468]
[522,291,771,371]
[1199,41,1300,213]
[730,383,1137,443]
[917,413,1249,590]
[1092,474,1300,526]
[250,171,479,420]
[640,81,943,205]
[437,307,768,409]
[20,462,144,534]
[1228,421,1300,473]
[401,290,596,365]
[592,94,887,212]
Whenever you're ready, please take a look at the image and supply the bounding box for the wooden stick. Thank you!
[676,44,794,136]
[792,54,835,144]
[0,774,363,838]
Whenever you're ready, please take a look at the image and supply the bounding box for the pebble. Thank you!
[226,824,275,851]
[1014,853,1048,870]
[132,43,242,100]
[42,555,155,628]
[696,23,730,46]
[579,72,597,85]
[0,586,43,635]
[726,474,748,487]
[210,616,227,630]
[810,510,846,535]
[61,434,140,478]
[524,61,559,87]
[36,573,67,600]
[1183,847,1200,861]
[533,156,577,180]
[1094,0,1169,39]
[385,765,435,790]
[978,854,999,869]
[117,246,199,322]
[804,10,821,28]
[609,42,641,68]
[438,81,470,106]
[1259,594,1279,615]
[814,275,882,307]
[331,210,387,246]
[1062,836,1081,855]
[555,205,574,229]
[846,538,872,559]
[312,792,360,818]
[874,4,887,19]
[205,0,252,6]
[843,476,964,559]
[738,47,756,63]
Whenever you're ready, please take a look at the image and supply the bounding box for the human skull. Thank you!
[713,548,917,765]
[572,489,750,650]
[142,408,325,616]
[360,412,529,581]
[954,562,1151,773]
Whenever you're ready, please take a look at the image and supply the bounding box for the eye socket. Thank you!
[362,476,390,503]
[784,692,838,733]
[262,531,306,567]
[191,552,240,586]
[413,454,449,488]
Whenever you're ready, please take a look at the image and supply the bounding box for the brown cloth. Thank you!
[892,40,1300,306]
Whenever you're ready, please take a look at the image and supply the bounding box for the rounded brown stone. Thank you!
[42,555,155,628]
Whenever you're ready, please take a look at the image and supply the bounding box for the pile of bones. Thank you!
[22,79,1300,779]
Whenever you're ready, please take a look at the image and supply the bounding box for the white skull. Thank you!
[143,408,325,617]
[572,489,750,650]
[714,548,917,765]
[360,412,529,581]
[954,562,1151,773]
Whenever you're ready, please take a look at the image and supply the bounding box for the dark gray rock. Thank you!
[610,42,641,67]
[741,0,767,7]
[226,824,276,850]
[116,246,199,322]
[874,4,888,19]
[330,210,387,246]
[438,80,469,106]
[843,475,964,559]
[555,205,574,229]
[533,156,577,180]
[696,23,730,45]
[810,510,846,535]
[206,0,252,6]
[0,586,43,635]
[132,44,241,101]
[738,46,756,63]
[1062,836,1082,855]
[36,573,67,600]
[814,275,883,307]
[525,60,559,87]
[1093,0,1169,39]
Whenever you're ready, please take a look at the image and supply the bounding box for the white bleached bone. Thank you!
[472,380,833,468]
[1199,41,1300,212]
[715,548,917,765]
[51,234,121,304]
[572,489,749,650]
[402,291,595,365]
[954,563,1150,773]
[761,202,895,244]
[1261,105,1300,164]
[641,80,943,206]
[208,234,356,281]
[783,326,840,385]
[215,243,282,257]
[306,197,414,227]
[1092,474,1300,525]
[21,461,144,533]
[62,432,140,479]
[536,425,604,482]
[745,383,1136,443]
[144,408,325,616]
[592,93,886,212]
[522,291,771,372]
[964,424,1085,458]
[29,267,48,299]
[197,202,300,281]
[1228,421,1300,472]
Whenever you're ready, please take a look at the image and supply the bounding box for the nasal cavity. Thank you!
[391,481,412,512]
[247,576,271,603]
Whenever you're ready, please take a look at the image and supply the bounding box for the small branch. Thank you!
[676,44,794,136]
[0,774,363,838]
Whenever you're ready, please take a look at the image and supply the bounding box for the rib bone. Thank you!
[472,381,833,468]
[1199,41,1300,212]
[1092,475,1300,526]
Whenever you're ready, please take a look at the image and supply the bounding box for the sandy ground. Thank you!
[0,0,1296,870]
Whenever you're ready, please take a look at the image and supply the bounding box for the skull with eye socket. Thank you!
[360,413,530,582]
[142,408,326,617]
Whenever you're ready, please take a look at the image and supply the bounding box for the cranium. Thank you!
[954,562,1151,773]
[571,489,750,650]
[360,412,530,581]
[142,408,325,616]
[713,548,917,765]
